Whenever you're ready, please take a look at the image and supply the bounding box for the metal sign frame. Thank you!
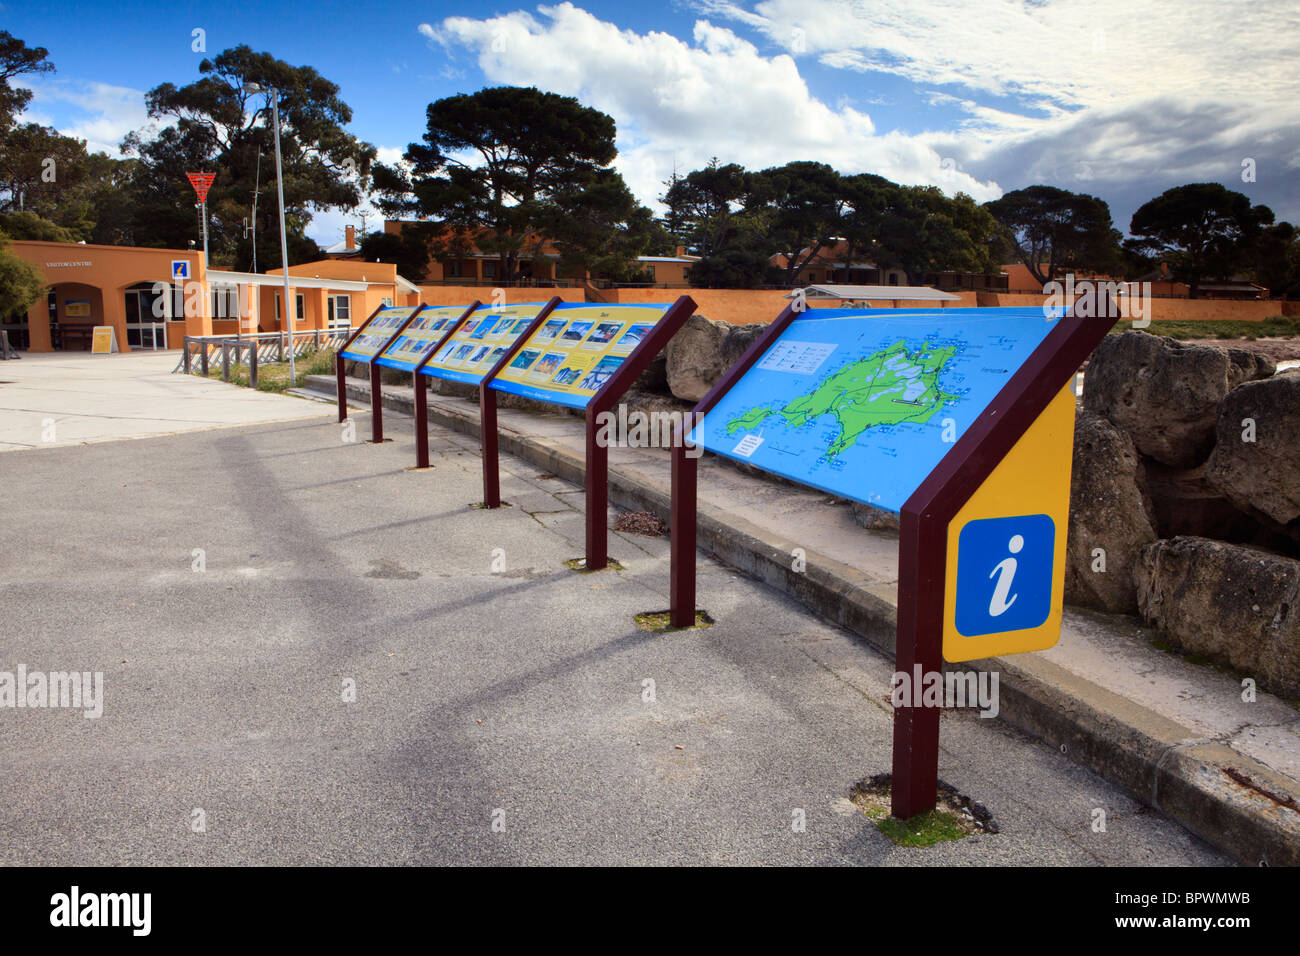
[335,304,423,443]
[480,296,697,570]
[668,300,1114,819]
[409,301,481,469]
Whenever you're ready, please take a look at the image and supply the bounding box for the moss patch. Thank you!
[565,557,625,573]
[634,610,715,632]
[851,773,997,847]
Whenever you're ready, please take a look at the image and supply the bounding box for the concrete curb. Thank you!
[312,374,1300,866]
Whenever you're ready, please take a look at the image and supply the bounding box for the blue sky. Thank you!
[9,1,1299,249]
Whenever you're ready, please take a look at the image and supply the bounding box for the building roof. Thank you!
[208,270,371,292]
[789,284,962,302]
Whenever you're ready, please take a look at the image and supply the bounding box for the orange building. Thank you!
[2,239,420,353]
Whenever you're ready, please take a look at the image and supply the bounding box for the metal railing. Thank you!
[177,327,356,382]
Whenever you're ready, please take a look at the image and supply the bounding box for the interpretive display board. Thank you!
[668,303,1114,821]
[686,308,1058,510]
[339,306,419,362]
[420,302,553,385]
[373,305,474,372]
[490,303,675,410]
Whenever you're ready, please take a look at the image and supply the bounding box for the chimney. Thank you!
[675,245,686,258]
[1159,261,1170,279]
[346,225,356,251]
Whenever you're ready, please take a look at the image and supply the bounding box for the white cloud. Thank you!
[698,0,1300,224]
[16,78,153,157]
[423,2,1001,208]
[698,0,1299,115]
[422,2,1300,228]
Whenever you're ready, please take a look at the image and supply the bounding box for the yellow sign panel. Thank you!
[373,305,471,371]
[90,326,118,354]
[340,306,418,361]
[65,300,92,319]
[941,384,1076,662]
[491,304,669,410]
[421,302,551,384]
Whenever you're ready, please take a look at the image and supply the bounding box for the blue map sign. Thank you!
[687,308,1058,512]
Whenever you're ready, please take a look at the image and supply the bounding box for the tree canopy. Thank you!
[1128,183,1277,296]
[121,45,376,268]
[984,185,1122,286]
[374,86,635,283]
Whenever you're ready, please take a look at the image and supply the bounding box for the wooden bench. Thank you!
[57,323,95,350]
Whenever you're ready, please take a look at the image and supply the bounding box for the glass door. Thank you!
[124,284,168,350]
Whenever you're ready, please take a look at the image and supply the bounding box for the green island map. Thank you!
[689,308,1056,511]
[724,339,958,457]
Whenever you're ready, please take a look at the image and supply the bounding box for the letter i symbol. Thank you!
[988,534,1023,617]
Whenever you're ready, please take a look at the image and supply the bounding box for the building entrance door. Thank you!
[124,284,169,349]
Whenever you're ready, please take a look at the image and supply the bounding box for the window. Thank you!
[274,293,306,322]
[446,260,462,278]
[211,285,243,320]
[327,295,351,329]
[483,261,496,279]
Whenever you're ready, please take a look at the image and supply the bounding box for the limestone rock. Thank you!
[1204,371,1300,540]
[850,502,901,533]
[1065,408,1157,612]
[1134,536,1300,698]
[1143,460,1267,543]
[665,314,766,402]
[1082,332,1273,468]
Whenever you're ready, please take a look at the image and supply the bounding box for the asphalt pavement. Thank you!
[0,402,1228,865]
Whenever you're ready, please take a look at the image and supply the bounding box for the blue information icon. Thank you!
[955,514,1055,637]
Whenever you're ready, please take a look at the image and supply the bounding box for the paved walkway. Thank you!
[0,351,328,452]
[0,399,1226,864]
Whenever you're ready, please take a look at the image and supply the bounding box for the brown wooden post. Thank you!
[669,437,698,627]
[369,361,385,443]
[249,342,259,389]
[414,378,430,469]
[336,353,348,422]
[585,406,609,569]
[481,387,501,507]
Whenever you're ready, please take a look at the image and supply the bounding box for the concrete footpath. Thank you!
[0,351,326,452]
[308,372,1300,866]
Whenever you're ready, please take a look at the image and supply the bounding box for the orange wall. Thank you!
[8,240,207,352]
[610,288,977,324]
[416,285,585,307]
[976,291,1285,321]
